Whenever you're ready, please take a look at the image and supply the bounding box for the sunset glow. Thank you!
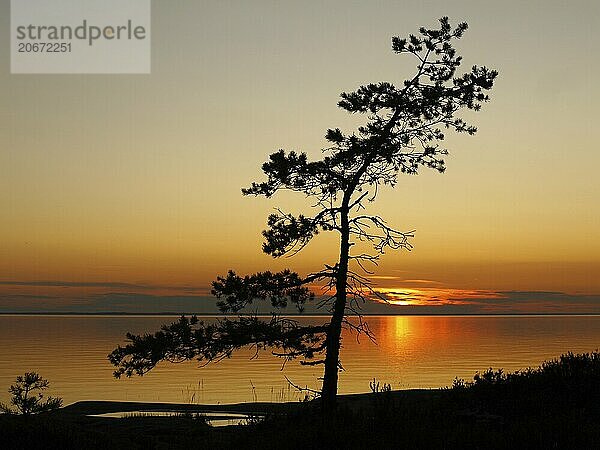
[1,1,599,314]
[374,287,504,307]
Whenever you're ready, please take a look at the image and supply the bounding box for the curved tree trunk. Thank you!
[321,203,350,410]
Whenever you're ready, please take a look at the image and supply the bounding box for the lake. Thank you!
[1,315,599,406]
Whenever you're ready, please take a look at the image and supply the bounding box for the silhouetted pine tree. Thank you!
[109,17,497,410]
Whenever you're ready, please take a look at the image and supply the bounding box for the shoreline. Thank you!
[57,389,440,416]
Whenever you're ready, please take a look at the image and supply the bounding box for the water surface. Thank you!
[0,315,598,405]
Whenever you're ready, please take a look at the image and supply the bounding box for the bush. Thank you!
[0,372,62,415]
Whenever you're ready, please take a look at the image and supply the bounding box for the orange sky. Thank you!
[1,1,599,313]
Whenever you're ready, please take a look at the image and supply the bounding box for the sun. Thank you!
[375,288,425,306]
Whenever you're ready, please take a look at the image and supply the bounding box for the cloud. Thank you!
[367,277,442,286]
[0,280,208,292]
[84,292,219,314]
[398,279,442,285]
[0,292,217,314]
[373,289,600,314]
[0,280,154,289]
[4,294,58,299]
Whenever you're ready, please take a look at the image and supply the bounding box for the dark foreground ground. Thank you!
[1,351,599,449]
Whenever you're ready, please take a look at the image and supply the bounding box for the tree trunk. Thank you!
[321,204,350,410]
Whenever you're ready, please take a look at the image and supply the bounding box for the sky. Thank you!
[1,1,599,313]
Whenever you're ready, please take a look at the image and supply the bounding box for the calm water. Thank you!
[0,315,598,406]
